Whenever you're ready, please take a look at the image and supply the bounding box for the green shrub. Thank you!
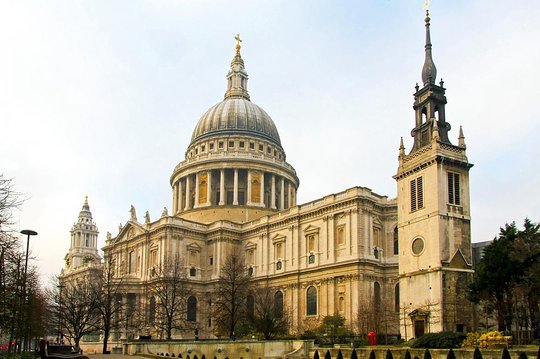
[474,347,483,359]
[411,332,466,349]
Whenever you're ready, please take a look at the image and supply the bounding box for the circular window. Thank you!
[411,237,425,255]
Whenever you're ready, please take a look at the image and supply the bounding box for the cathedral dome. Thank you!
[191,97,281,147]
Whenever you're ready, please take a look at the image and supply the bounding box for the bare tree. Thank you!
[92,254,125,354]
[0,174,23,232]
[251,281,290,339]
[212,249,251,339]
[50,276,100,351]
[149,254,191,340]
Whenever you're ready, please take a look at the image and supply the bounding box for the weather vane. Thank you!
[235,34,242,54]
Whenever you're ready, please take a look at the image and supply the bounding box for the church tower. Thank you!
[62,196,101,278]
[394,11,474,338]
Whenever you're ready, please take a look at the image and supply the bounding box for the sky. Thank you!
[1,0,539,284]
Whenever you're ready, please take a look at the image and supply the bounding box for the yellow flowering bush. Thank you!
[477,331,505,348]
[461,332,480,348]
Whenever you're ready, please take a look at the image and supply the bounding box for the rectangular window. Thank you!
[448,172,461,205]
[209,143,214,150]
[410,176,424,211]
[239,141,245,148]
[209,256,213,265]
[228,141,234,148]
[259,144,263,151]
[218,141,223,149]
[249,142,255,150]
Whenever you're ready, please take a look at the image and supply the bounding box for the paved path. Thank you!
[87,354,149,359]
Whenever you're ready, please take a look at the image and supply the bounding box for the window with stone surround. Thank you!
[448,172,461,205]
[306,286,317,316]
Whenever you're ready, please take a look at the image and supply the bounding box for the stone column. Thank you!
[280,178,285,210]
[194,172,200,208]
[172,183,177,214]
[233,169,239,205]
[177,179,183,213]
[260,172,265,207]
[207,171,212,206]
[219,169,225,205]
[185,175,191,210]
[289,184,295,207]
[247,170,252,205]
[271,174,276,209]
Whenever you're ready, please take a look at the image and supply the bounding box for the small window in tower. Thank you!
[218,141,224,149]
[228,140,234,148]
[448,172,461,205]
[209,143,214,150]
[274,150,277,156]
[209,256,213,265]
[259,144,263,151]
[201,145,205,152]
[249,142,255,150]
[410,176,424,212]
[195,148,199,155]
[239,141,245,148]
[267,146,271,154]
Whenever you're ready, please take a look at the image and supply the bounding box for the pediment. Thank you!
[187,242,201,252]
[245,241,257,250]
[303,225,320,235]
[272,233,286,243]
[448,249,471,269]
[114,222,145,243]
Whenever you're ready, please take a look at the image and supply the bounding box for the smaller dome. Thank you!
[191,98,281,146]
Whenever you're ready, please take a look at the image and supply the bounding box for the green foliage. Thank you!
[447,349,456,359]
[501,347,511,359]
[424,349,432,359]
[461,332,481,348]
[473,347,483,359]
[411,332,466,349]
[469,219,540,332]
[386,349,393,359]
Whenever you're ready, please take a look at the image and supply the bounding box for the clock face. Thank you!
[412,237,425,255]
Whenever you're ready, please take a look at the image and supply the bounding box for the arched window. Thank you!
[306,286,317,316]
[247,294,255,321]
[393,227,399,255]
[190,267,196,277]
[394,283,400,313]
[274,291,284,319]
[187,296,197,322]
[148,296,156,323]
[374,282,381,314]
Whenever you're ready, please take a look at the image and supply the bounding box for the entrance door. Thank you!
[414,319,425,338]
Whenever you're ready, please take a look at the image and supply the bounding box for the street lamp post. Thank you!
[19,229,37,352]
[57,284,65,344]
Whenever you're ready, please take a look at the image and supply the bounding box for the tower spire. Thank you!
[224,34,250,100]
[421,10,437,86]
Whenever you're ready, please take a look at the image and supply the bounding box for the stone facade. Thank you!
[61,13,473,342]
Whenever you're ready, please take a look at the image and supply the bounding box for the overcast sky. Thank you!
[1,0,539,283]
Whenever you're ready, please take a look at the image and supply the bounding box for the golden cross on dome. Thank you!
[235,34,242,54]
